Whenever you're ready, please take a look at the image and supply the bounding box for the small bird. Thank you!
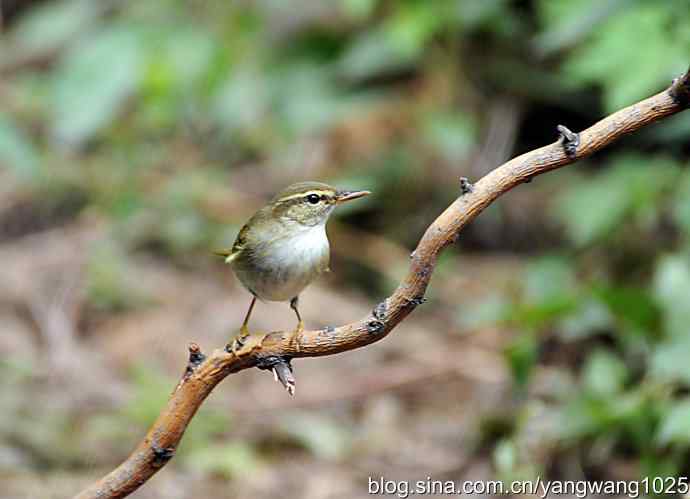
[217,181,370,350]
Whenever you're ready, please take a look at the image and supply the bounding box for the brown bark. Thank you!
[74,67,690,499]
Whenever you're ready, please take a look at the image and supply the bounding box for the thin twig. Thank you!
[74,67,690,499]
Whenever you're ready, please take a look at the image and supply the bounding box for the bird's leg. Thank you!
[289,296,303,352]
[290,296,304,332]
[240,296,256,336]
[230,296,256,353]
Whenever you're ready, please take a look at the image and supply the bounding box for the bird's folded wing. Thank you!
[214,223,249,263]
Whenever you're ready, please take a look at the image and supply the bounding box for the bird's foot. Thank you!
[287,320,304,353]
[226,329,266,357]
[227,325,251,354]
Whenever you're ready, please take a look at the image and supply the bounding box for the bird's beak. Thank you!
[336,189,370,203]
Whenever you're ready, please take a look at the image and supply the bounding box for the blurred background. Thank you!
[2,1,690,498]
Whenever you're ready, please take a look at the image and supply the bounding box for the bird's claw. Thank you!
[227,329,248,354]
[226,327,264,356]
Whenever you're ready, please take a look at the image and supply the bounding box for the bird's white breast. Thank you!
[266,224,329,270]
[240,223,330,302]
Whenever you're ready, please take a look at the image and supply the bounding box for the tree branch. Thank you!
[74,67,690,499]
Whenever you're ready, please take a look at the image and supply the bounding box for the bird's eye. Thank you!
[306,194,320,204]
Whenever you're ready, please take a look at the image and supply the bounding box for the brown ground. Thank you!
[0,213,525,498]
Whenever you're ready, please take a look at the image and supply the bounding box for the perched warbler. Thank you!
[217,181,370,349]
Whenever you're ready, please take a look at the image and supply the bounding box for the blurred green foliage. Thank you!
[496,160,690,478]
[3,0,690,490]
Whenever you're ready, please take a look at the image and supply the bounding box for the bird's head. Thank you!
[270,181,370,227]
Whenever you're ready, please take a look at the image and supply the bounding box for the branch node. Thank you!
[187,342,205,369]
[416,265,431,279]
[373,300,388,320]
[557,124,580,158]
[256,356,295,395]
[151,444,175,468]
[459,177,474,194]
[670,67,690,107]
[366,320,385,335]
[224,333,266,357]
[176,343,207,390]
[406,295,427,307]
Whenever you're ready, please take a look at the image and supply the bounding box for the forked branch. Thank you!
[74,67,690,499]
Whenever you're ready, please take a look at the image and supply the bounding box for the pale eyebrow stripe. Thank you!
[278,190,331,202]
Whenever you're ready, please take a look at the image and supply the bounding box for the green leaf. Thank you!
[558,298,613,341]
[341,0,377,20]
[593,285,660,335]
[0,116,41,179]
[157,28,216,89]
[554,155,680,246]
[563,4,688,111]
[505,330,538,387]
[651,339,690,385]
[622,156,681,210]
[652,255,690,338]
[455,0,511,31]
[559,396,614,439]
[508,297,578,330]
[339,32,406,81]
[138,27,217,128]
[272,63,348,136]
[555,172,629,246]
[421,112,477,163]
[493,439,517,473]
[6,0,100,55]
[52,25,144,145]
[524,256,576,303]
[457,293,509,329]
[657,399,690,446]
[559,390,646,440]
[582,349,627,396]
[212,67,268,132]
[384,2,451,58]
[535,0,630,55]
[507,256,579,329]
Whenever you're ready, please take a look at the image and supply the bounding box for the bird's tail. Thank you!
[213,250,236,263]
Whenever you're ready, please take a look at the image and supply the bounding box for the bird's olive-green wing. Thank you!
[214,223,251,264]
